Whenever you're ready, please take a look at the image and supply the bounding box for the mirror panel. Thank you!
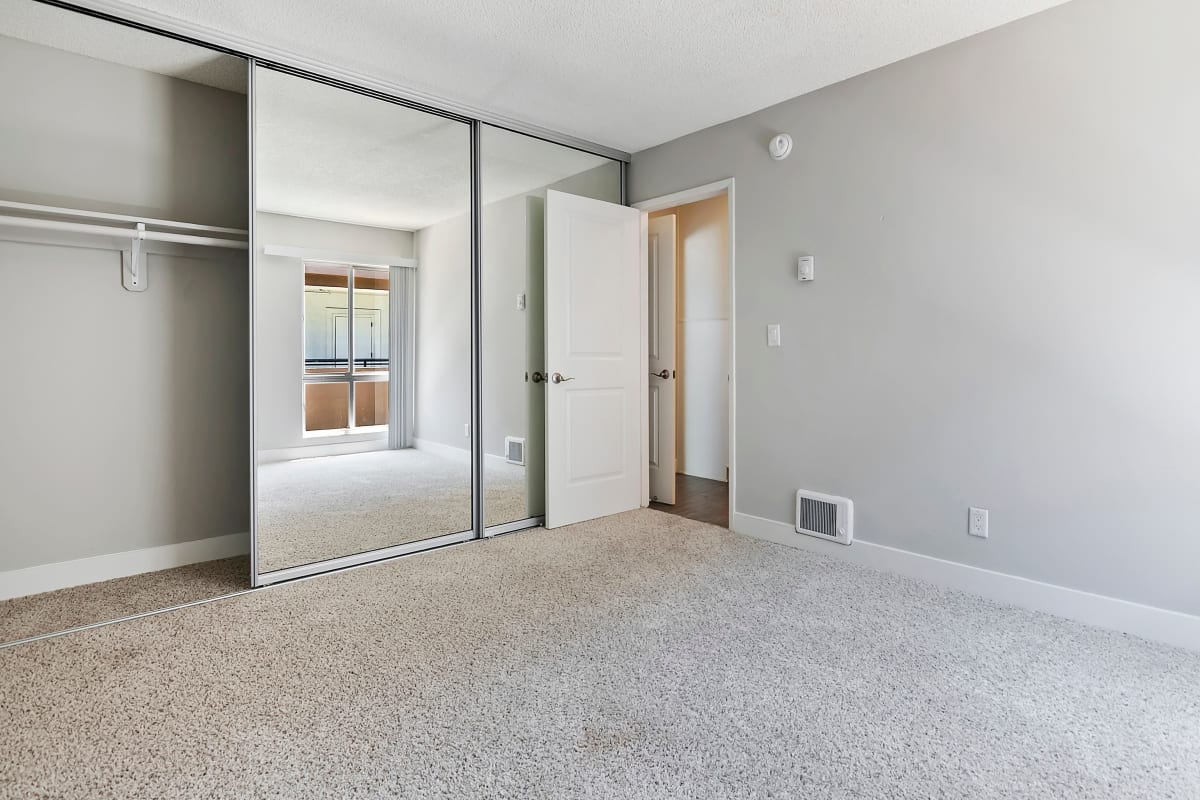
[478,125,621,529]
[253,66,472,577]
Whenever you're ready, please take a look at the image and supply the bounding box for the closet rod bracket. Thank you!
[121,223,148,292]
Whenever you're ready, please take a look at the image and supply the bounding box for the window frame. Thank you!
[301,261,390,437]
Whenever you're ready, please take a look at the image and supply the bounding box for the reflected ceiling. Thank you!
[254,68,610,231]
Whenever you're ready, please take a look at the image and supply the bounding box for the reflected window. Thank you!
[302,263,389,433]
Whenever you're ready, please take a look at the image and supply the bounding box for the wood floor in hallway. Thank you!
[650,473,729,527]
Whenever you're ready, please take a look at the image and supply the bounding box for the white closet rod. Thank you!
[0,214,247,250]
[0,201,247,292]
[0,200,247,236]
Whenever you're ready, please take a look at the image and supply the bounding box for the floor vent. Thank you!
[795,490,853,545]
[504,436,526,466]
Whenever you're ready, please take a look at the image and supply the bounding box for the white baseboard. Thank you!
[414,438,513,468]
[731,511,1200,652]
[0,533,249,602]
[258,436,388,463]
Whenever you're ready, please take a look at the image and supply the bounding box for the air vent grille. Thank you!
[504,436,525,466]
[799,497,838,537]
[795,489,854,545]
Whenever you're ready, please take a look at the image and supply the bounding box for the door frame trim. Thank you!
[633,178,736,528]
[645,213,678,504]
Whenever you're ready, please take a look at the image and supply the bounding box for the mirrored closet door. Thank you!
[252,65,473,582]
[2,0,637,636]
[0,1,250,644]
[478,126,622,533]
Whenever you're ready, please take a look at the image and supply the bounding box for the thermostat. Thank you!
[797,255,815,282]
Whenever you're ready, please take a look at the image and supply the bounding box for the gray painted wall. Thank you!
[630,0,1200,615]
[413,213,472,451]
[0,36,249,570]
[254,212,414,453]
[0,34,247,228]
[481,192,538,460]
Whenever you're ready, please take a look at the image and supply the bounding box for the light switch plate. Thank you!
[516,293,526,311]
[767,324,782,347]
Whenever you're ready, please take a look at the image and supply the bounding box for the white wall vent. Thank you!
[504,436,526,466]
[795,490,853,545]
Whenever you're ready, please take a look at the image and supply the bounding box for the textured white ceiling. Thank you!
[255,67,609,230]
[59,0,1070,152]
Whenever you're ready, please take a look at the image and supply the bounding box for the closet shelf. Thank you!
[0,199,248,292]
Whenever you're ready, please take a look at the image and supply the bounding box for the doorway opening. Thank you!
[637,181,734,529]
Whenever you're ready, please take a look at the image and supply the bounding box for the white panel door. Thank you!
[545,190,642,528]
[647,214,677,504]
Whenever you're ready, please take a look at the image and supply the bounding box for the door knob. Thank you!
[651,369,670,379]
[550,372,574,384]
[531,371,546,384]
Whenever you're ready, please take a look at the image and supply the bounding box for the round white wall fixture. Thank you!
[768,133,793,161]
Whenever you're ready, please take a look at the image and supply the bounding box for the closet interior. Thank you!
[0,0,250,642]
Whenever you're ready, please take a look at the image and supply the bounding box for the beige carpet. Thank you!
[257,448,528,573]
[2,510,1197,799]
[0,556,249,645]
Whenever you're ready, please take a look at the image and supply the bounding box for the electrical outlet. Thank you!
[766,324,782,347]
[464,423,471,438]
[968,507,989,539]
